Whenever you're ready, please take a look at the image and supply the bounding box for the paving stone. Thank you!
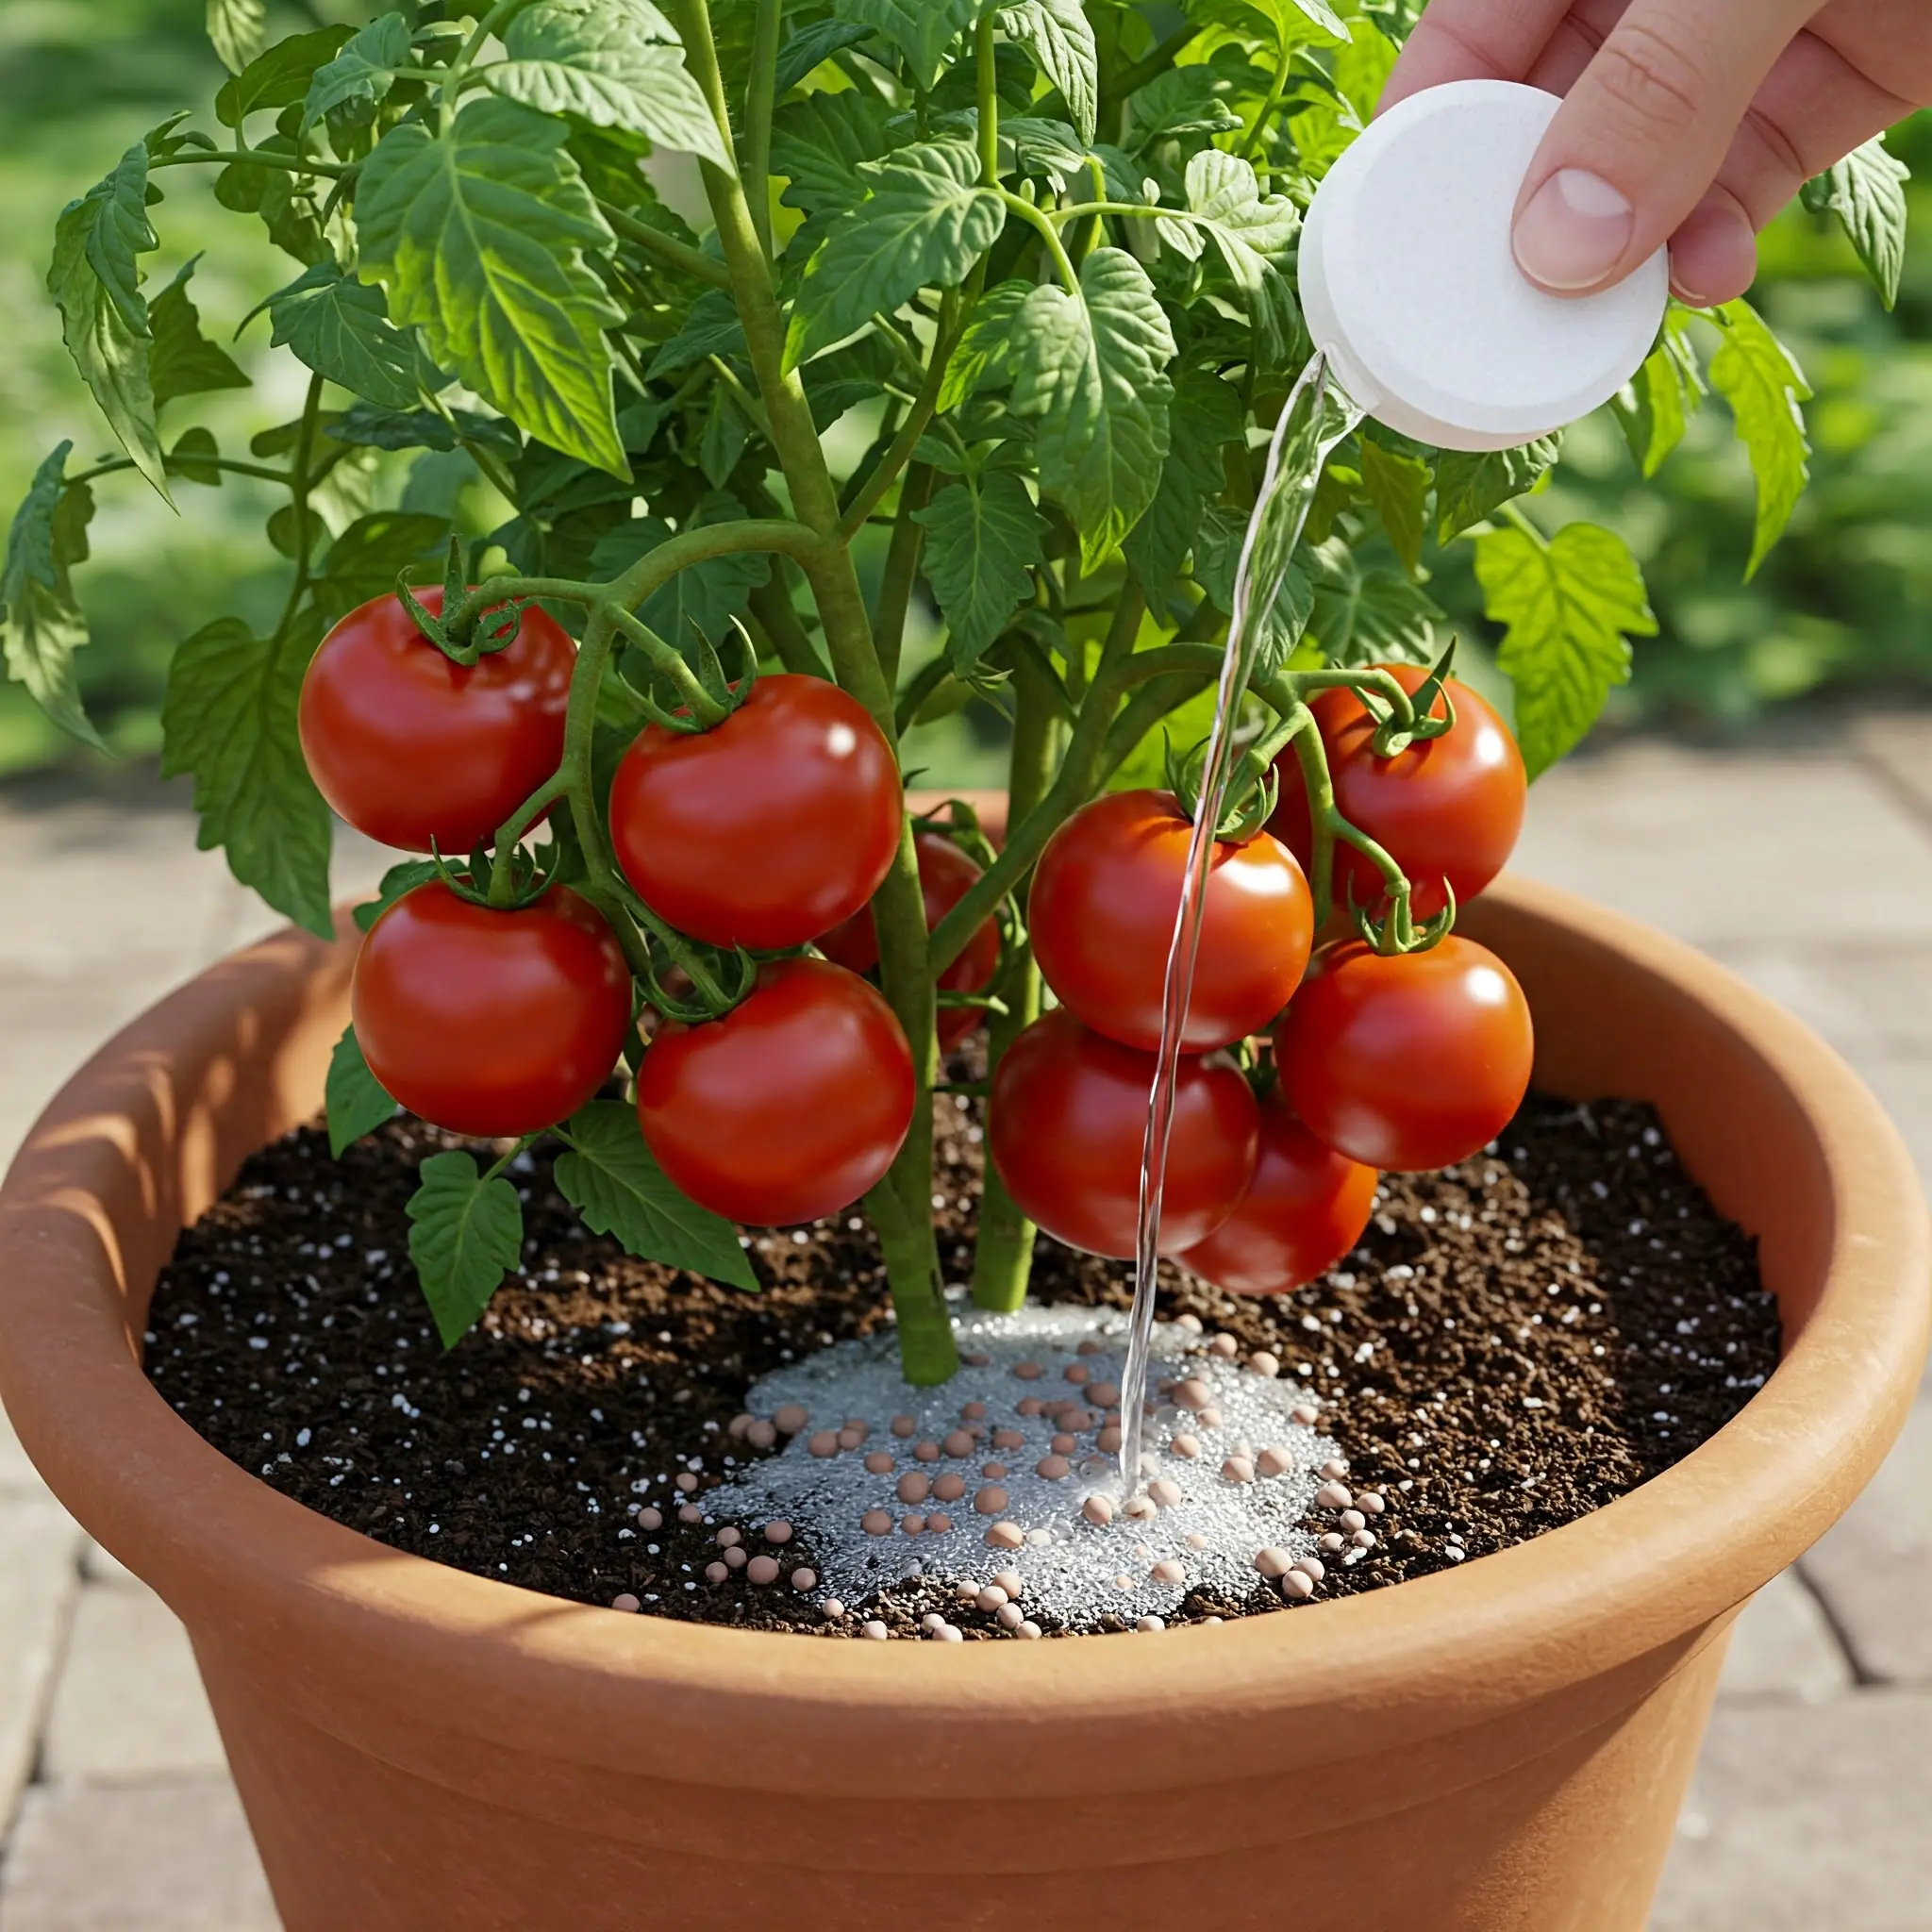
[1649,1691,1932,1930]
[1715,1567,1852,1704]
[1854,712,1932,824]
[0,1499,80,1834]
[0,1776,278,1932]
[1707,941,1932,1067]
[1802,1393,1932,1684]
[76,1541,136,1590]
[40,1582,227,1786]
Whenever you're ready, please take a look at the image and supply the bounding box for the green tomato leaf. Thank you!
[775,17,877,94]
[1803,137,1910,312]
[1,443,102,750]
[407,1150,525,1349]
[1307,535,1439,666]
[832,0,985,91]
[168,426,223,487]
[207,0,266,75]
[1192,503,1311,675]
[214,25,356,126]
[644,286,747,378]
[265,261,423,410]
[489,0,733,172]
[1359,436,1429,577]
[314,511,450,622]
[938,278,1031,411]
[212,139,333,265]
[326,1024,398,1157]
[1476,520,1656,779]
[554,1101,757,1290]
[1199,0,1350,53]
[1433,434,1561,544]
[1128,66,1244,145]
[789,139,1006,365]
[357,97,627,479]
[333,401,520,458]
[1124,365,1243,607]
[47,140,169,503]
[302,11,412,129]
[914,471,1046,674]
[355,858,441,933]
[1614,306,1703,479]
[772,88,891,255]
[1167,147,1300,355]
[592,494,773,646]
[1009,246,1174,572]
[1707,298,1811,579]
[149,258,250,413]
[1333,17,1398,119]
[999,0,1098,142]
[159,616,335,937]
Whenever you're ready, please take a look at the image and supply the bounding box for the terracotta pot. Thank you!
[0,874,1924,1932]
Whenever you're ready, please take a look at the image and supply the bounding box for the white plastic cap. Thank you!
[1299,79,1669,452]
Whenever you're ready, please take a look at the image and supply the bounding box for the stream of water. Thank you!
[1115,348,1365,1499]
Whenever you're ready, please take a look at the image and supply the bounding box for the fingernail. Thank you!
[1512,168,1635,292]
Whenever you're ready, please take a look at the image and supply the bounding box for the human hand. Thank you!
[1381,0,1932,306]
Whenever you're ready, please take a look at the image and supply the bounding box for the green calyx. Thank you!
[428,835,558,913]
[1165,734,1280,842]
[398,537,529,668]
[621,613,758,736]
[1350,874,1457,958]
[1361,637,1460,759]
[634,936,758,1025]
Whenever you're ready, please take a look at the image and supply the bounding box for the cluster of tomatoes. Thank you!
[989,663,1534,1294]
[301,592,1532,1292]
[299,589,991,1226]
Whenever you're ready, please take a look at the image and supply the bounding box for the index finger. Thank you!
[1377,0,1580,114]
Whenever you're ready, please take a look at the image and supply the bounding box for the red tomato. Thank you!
[817,830,1001,1052]
[1178,1094,1378,1294]
[1274,938,1533,1172]
[353,882,630,1137]
[988,1007,1258,1259]
[1271,666,1525,921]
[300,588,575,854]
[1027,789,1313,1053]
[637,957,914,1225]
[608,674,902,950]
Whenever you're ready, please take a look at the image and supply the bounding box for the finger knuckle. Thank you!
[1591,23,1707,133]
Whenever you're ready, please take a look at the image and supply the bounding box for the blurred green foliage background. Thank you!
[3,0,1927,782]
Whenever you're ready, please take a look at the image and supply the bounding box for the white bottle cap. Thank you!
[1299,79,1669,452]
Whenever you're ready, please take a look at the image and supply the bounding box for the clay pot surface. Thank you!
[1,870,1925,1932]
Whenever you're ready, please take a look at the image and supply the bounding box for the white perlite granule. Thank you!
[703,1305,1340,1628]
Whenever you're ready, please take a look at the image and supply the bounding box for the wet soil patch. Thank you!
[143,1089,1777,1636]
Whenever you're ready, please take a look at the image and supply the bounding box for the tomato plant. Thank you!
[354,882,630,1139]
[637,957,914,1226]
[1179,1094,1379,1296]
[1272,666,1526,922]
[1274,938,1535,1173]
[989,1008,1258,1259]
[818,830,1000,1052]
[1029,789,1312,1052]
[300,589,575,856]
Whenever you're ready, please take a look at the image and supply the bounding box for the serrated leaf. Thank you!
[355,858,441,933]
[149,258,250,412]
[168,426,223,486]
[1,443,102,749]
[407,1150,525,1348]
[1169,147,1300,354]
[47,142,169,502]
[914,471,1045,673]
[1477,521,1656,779]
[1191,502,1309,674]
[315,511,450,619]
[776,16,877,93]
[1307,535,1439,666]
[1614,308,1703,478]
[592,495,774,646]
[215,25,356,126]
[1434,435,1561,544]
[1124,366,1242,606]
[790,139,1006,364]
[1707,298,1811,578]
[832,0,984,90]
[999,0,1097,142]
[265,261,421,409]
[159,616,334,936]
[207,0,265,74]
[772,88,891,252]
[326,1023,397,1157]
[489,0,733,171]
[213,141,332,265]
[644,286,747,378]
[554,1101,757,1288]
[1202,0,1351,52]
[333,400,521,457]
[1128,65,1243,144]
[357,97,627,478]
[1807,137,1910,311]
[302,11,411,129]
[1360,437,1428,576]
[1009,246,1174,571]
[939,278,1031,411]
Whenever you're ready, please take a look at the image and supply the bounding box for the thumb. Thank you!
[1511,0,1817,296]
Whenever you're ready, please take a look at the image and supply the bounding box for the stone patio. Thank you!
[1,720,1928,1929]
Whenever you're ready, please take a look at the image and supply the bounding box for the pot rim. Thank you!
[0,873,1925,1791]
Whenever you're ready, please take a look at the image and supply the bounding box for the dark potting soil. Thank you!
[143,1088,1778,1638]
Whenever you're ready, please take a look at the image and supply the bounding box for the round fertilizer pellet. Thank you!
[922,1613,945,1633]
[891,1414,916,1438]
[1253,1547,1292,1578]
[764,1521,793,1543]
[716,1526,741,1548]
[1354,1529,1378,1549]
[1294,1557,1325,1582]
[1290,1405,1319,1426]
[774,1405,809,1435]
[1122,1495,1157,1522]
[1064,1363,1090,1385]
[933,1472,967,1503]
[746,1555,779,1586]
[822,1599,844,1620]
[1222,1456,1256,1484]
[1147,1478,1183,1509]
[1316,1481,1353,1508]
[943,1429,975,1457]
[913,1441,941,1463]
[678,1504,703,1524]
[974,1485,1009,1516]
[1186,1532,1208,1551]
[705,1562,728,1584]
[1247,1351,1281,1378]
[808,1431,841,1458]
[1256,1446,1291,1478]
[1357,1491,1387,1514]
[1176,1314,1204,1334]
[1058,1407,1096,1433]
[1026,1528,1051,1545]
[961,1400,988,1421]
[1013,1361,1042,1380]
[1017,1621,1041,1639]
[1341,1509,1367,1533]
[837,1427,865,1451]
[1321,1457,1350,1479]
[637,1507,662,1530]
[861,1510,892,1536]
[1281,1569,1316,1601]
[727,1414,752,1440]
[1209,1334,1239,1358]
[1096,1426,1124,1455]
[896,1472,930,1505]
[1050,1433,1077,1456]
[745,1420,777,1449]
[1320,1532,1345,1553]
[962,1352,991,1368]
[977,1586,1009,1611]
[865,1451,895,1475]
[1016,1397,1043,1417]
[1171,1433,1201,1459]
[936,1624,963,1642]
[986,1522,1024,1550]
[862,1621,890,1641]
[993,1569,1024,1597]
[1087,1381,1121,1407]
[724,1547,746,1570]
[842,1418,869,1439]
[1151,1560,1187,1586]
[1137,1615,1167,1633]
[901,1514,926,1536]
[997,1602,1024,1629]
[675,1473,699,1493]
[982,1461,1008,1479]
[791,1568,817,1590]
[993,1427,1024,1450]
[927,1512,954,1533]
[611,1592,641,1612]
[1036,1455,1072,1480]
[1175,1378,1213,1412]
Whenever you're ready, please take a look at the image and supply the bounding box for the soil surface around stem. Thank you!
[143,1088,1778,1637]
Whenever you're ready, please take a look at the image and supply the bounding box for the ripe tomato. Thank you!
[1027,789,1313,1053]
[1271,665,1525,921]
[817,830,1000,1052]
[1274,937,1533,1172]
[300,588,575,854]
[988,1008,1258,1259]
[1178,1093,1378,1295]
[354,882,630,1138]
[637,957,914,1225]
[608,674,902,950]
